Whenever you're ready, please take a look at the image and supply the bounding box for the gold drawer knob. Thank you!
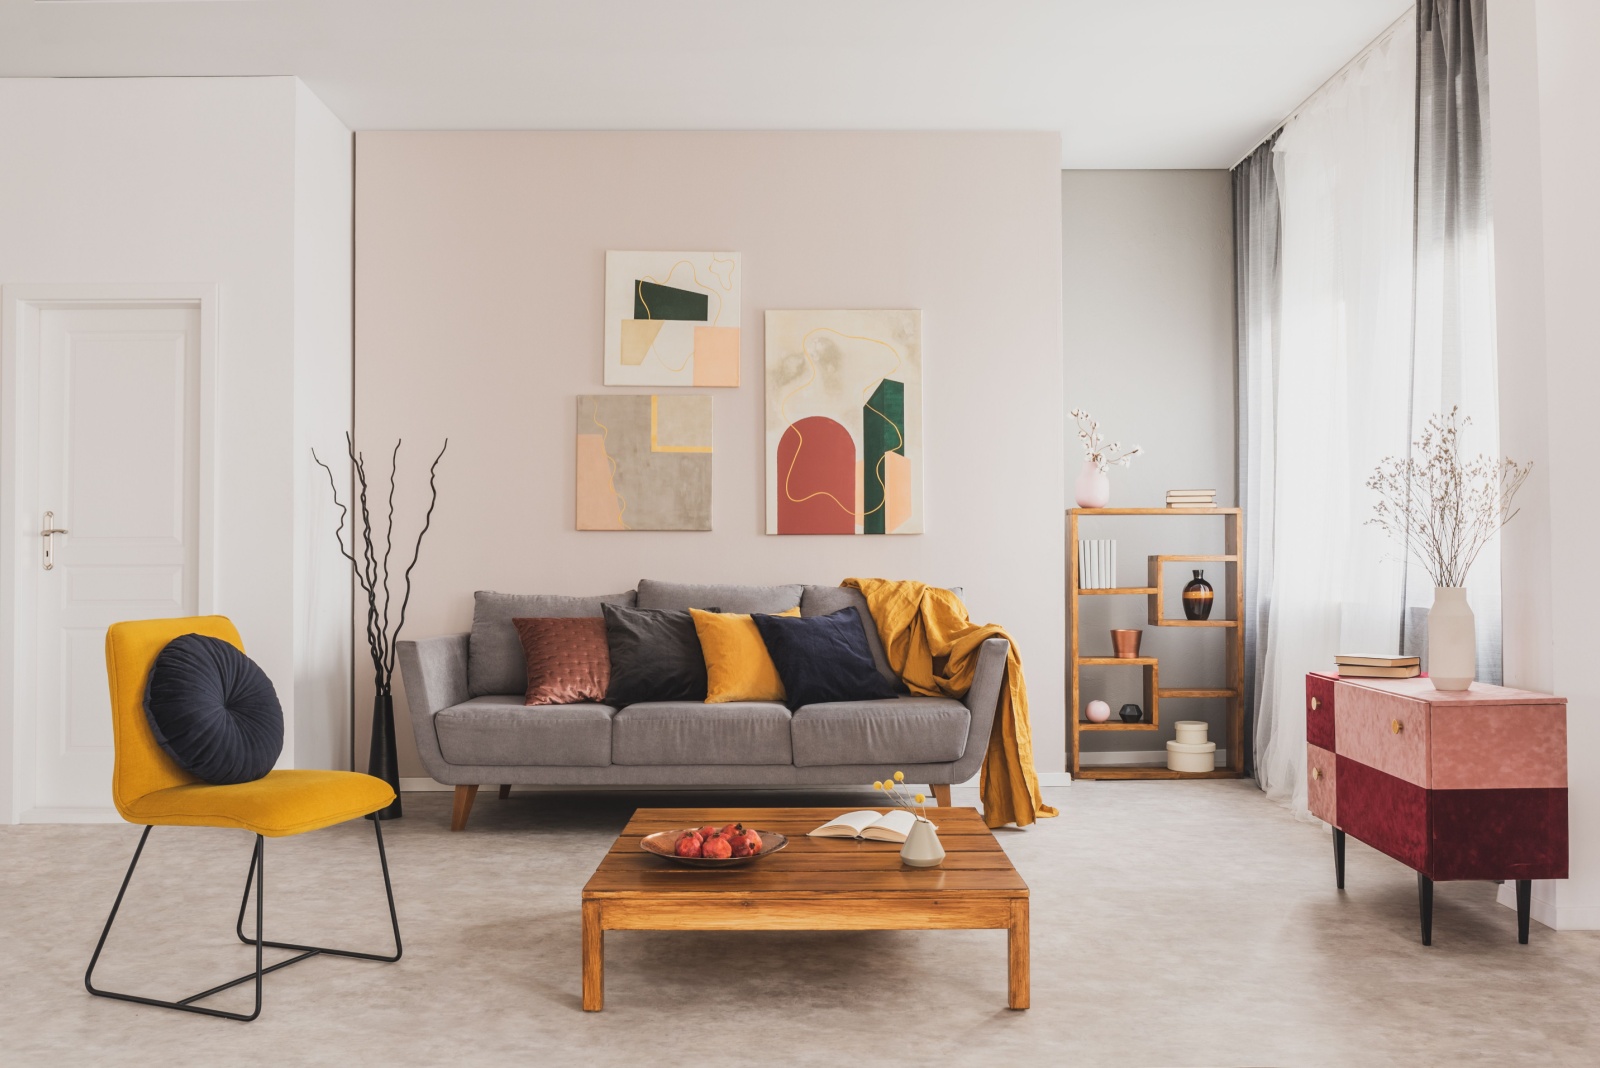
[1311,696,1321,711]
[1312,767,1323,781]
[1391,719,1404,734]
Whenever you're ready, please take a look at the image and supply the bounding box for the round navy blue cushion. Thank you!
[143,633,284,785]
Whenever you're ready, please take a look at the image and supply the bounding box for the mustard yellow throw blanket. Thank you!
[844,578,1057,829]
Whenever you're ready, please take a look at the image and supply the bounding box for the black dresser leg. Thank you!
[1417,873,1434,946]
[1333,828,1346,890]
[1516,880,1532,944]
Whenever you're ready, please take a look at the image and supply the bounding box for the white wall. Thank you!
[1062,170,1237,760]
[1488,0,1600,929]
[0,77,353,818]
[291,82,356,771]
[354,131,1066,780]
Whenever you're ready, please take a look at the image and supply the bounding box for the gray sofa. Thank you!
[396,579,1007,829]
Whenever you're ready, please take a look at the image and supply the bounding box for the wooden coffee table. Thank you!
[581,806,1029,1011]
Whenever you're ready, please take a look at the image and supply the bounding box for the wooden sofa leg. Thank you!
[451,784,479,831]
[932,784,952,807]
[498,784,511,800]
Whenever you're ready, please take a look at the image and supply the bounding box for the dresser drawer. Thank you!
[1306,674,1336,750]
[1335,681,1429,788]
[1306,744,1336,825]
[1337,756,1429,871]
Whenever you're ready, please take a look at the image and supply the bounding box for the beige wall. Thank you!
[354,131,1065,779]
[1061,170,1237,761]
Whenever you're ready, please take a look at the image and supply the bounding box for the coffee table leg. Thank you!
[1008,899,1030,1010]
[582,899,604,1011]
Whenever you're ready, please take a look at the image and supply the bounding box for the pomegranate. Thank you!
[732,826,763,857]
[701,833,733,860]
[674,831,704,858]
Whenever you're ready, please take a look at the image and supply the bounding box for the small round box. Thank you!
[1173,720,1210,745]
[1166,739,1217,773]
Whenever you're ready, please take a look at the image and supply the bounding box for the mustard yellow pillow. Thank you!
[691,606,800,703]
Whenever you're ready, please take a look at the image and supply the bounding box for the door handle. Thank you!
[40,511,68,571]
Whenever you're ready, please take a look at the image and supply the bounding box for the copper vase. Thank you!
[1111,628,1143,659]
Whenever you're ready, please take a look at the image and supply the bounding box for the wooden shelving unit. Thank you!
[1068,507,1245,781]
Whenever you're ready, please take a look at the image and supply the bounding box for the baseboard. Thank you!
[20,806,121,824]
[399,775,1070,792]
[1079,749,1228,767]
[1496,882,1600,931]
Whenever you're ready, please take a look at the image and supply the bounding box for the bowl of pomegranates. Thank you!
[640,823,789,867]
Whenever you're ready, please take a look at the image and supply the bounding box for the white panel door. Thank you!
[33,305,201,812]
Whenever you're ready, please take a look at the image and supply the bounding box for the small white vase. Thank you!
[1075,460,1111,508]
[900,817,945,869]
[1428,586,1476,691]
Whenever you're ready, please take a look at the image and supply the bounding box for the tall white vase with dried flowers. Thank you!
[874,771,944,868]
[1367,408,1531,691]
[1070,409,1141,508]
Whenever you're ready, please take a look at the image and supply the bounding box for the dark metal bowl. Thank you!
[639,828,790,868]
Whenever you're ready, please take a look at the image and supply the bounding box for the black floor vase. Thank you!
[367,693,403,820]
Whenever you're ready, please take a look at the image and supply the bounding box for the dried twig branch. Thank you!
[1366,407,1530,588]
[312,434,448,696]
[1070,408,1142,471]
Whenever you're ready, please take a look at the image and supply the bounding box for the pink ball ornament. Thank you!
[1085,700,1111,723]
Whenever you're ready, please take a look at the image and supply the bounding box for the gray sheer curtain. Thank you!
[1406,0,1502,682]
[1233,136,1280,781]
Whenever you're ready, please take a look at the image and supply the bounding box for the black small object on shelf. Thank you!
[1118,703,1144,723]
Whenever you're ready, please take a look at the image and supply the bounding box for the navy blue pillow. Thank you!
[144,634,284,785]
[752,607,901,710]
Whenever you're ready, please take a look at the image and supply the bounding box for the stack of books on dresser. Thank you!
[1335,654,1421,679]
[1166,489,1217,509]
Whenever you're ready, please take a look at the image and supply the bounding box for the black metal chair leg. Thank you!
[1417,872,1434,946]
[86,820,400,1022]
[234,817,402,963]
[1333,828,1346,890]
[86,829,267,1021]
[1516,879,1532,944]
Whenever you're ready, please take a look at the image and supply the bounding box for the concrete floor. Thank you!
[2,781,1597,1067]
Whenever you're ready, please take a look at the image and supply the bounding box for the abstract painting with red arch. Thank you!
[776,416,856,534]
[765,309,922,535]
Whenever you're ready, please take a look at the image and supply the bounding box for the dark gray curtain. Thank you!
[1407,0,1501,681]
[1232,135,1280,780]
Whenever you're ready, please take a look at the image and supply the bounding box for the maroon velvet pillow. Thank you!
[511,617,610,706]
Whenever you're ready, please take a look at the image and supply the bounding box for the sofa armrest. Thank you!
[396,634,470,780]
[947,636,1008,782]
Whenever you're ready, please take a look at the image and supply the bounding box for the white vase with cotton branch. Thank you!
[1070,409,1141,509]
[1366,408,1530,691]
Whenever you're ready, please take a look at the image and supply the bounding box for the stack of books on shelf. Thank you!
[1078,539,1116,589]
[1166,489,1217,509]
[1335,654,1421,679]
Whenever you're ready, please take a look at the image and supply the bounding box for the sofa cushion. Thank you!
[691,606,800,703]
[637,579,802,615]
[791,696,971,768]
[602,603,717,706]
[512,616,610,705]
[469,590,636,697]
[434,697,614,766]
[800,584,965,685]
[752,607,900,710]
[611,701,793,765]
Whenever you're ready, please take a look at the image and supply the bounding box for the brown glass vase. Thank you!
[1182,570,1214,621]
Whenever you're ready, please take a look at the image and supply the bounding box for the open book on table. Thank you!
[808,809,923,843]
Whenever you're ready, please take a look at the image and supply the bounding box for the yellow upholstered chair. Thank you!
[86,616,402,1021]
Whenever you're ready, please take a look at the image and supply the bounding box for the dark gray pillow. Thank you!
[469,590,636,696]
[601,603,719,707]
[144,634,283,785]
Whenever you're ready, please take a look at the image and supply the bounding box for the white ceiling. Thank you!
[0,0,1412,168]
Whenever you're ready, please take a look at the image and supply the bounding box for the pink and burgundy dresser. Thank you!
[1306,673,1567,945]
